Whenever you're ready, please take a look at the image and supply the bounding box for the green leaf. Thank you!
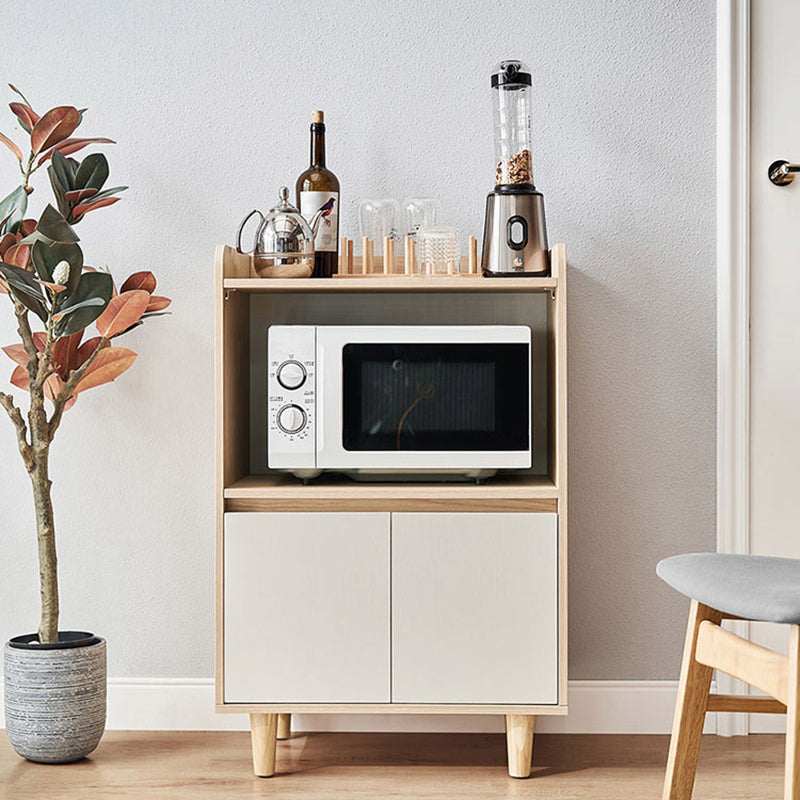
[52,296,105,321]
[50,149,76,192]
[54,271,113,336]
[0,186,28,236]
[37,204,79,243]
[31,240,83,294]
[0,261,48,321]
[73,153,108,192]
[81,185,127,204]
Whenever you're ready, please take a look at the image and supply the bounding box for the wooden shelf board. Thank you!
[222,275,557,293]
[223,473,559,513]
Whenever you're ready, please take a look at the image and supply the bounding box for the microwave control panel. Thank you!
[267,326,316,469]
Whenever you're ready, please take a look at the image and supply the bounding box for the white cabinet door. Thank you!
[392,512,558,705]
[224,512,390,703]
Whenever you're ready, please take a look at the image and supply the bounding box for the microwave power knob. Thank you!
[276,360,307,390]
[276,403,307,434]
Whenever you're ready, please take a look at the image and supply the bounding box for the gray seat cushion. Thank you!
[657,553,800,624]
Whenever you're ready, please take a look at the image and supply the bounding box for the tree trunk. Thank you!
[30,452,59,644]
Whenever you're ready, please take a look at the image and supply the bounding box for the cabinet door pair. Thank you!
[224,512,558,705]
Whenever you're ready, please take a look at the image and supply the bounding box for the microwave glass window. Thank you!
[342,343,529,451]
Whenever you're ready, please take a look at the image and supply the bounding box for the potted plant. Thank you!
[0,86,170,763]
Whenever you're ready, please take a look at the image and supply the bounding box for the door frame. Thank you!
[716,0,751,737]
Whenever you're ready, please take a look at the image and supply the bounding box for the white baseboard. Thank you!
[1,679,716,734]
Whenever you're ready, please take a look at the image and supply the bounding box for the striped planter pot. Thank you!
[4,633,106,764]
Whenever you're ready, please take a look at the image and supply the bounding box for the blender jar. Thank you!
[492,60,534,187]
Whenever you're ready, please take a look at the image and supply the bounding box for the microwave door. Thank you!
[318,337,530,470]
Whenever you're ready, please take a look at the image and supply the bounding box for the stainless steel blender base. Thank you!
[481,190,549,275]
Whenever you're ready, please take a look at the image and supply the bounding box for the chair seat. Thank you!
[657,552,800,624]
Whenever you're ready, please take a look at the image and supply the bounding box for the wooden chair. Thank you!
[658,553,800,800]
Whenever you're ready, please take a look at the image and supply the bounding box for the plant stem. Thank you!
[30,448,58,644]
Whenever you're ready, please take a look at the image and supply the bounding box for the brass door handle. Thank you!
[769,160,800,186]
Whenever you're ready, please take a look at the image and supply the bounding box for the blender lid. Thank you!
[491,60,532,88]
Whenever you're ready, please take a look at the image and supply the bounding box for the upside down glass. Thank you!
[414,226,461,276]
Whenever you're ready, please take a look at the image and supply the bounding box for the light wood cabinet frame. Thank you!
[214,243,569,777]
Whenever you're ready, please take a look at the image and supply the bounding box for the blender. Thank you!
[481,60,549,276]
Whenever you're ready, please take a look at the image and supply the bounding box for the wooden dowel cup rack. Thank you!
[336,235,480,277]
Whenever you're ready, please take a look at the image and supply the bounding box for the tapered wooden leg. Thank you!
[505,714,535,778]
[277,713,291,740]
[785,626,800,800]
[249,713,278,777]
[663,600,722,800]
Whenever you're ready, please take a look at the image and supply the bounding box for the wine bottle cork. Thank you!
[312,110,324,123]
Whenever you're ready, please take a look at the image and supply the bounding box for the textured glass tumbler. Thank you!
[414,226,461,275]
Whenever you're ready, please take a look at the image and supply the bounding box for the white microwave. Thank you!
[267,325,532,481]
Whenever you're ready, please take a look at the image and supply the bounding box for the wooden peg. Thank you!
[340,237,347,274]
[347,239,353,274]
[404,236,413,275]
[469,236,478,274]
[383,237,392,275]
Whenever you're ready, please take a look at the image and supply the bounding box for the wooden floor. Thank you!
[0,731,787,799]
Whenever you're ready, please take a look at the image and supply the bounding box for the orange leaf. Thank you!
[18,219,37,237]
[5,243,30,268]
[52,331,83,380]
[2,343,28,366]
[10,364,29,391]
[120,271,157,293]
[35,278,66,293]
[75,346,137,394]
[146,295,171,312]
[95,290,149,338]
[76,336,103,366]
[31,332,47,352]
[9,102,39,131]
[72,196,120,219]
[64,188,98,203]
[36,137,115,166]
[30,106,81,154]
[0,131,22,162]
[0,278,8,294]
[0,232,16,256]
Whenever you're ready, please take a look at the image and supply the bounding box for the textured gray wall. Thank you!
[0,0,715,681]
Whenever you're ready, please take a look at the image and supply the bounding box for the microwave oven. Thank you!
[267,325,532,481]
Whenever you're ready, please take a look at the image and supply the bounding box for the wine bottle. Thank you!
[296,110,340,278]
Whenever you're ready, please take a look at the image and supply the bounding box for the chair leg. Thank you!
[663,600,722,800]
[785,626,800,800]
[505,714,535,778]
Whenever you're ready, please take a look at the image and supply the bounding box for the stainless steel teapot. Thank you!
[236,187,329,278]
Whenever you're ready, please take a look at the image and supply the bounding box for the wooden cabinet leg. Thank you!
[249,713,278,777]
[277,713,291,740]
[663,600,722,800]
[785,626,800,800]
[505,714,535,778]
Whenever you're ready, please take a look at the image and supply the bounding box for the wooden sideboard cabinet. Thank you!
[214,243,568,779]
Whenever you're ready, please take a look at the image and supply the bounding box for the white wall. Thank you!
[0,0,716,693]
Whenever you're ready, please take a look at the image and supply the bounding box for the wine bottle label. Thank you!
[300,191,339,253]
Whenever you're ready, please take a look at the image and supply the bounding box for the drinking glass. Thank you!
[358,198,400,243]
[414,226,461,276]
[402,197,442,240]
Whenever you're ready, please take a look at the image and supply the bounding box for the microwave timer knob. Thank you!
[276,359,307,390]
[276,403,307,434]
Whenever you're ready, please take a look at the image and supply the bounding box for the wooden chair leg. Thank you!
[785,626,800,800]
[277,713,291,740]
[505,714,535,778]
[250,713,278,777]
[663,600,722,800]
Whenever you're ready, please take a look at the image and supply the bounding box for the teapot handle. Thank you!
[236,209,264,255]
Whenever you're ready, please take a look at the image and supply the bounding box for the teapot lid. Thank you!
[258,186,314,255]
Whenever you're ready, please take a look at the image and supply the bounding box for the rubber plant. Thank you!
[0,86,170,644]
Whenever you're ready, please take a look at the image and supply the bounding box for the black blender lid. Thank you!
[491,60,532,88]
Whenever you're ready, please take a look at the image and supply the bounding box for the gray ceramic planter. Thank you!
[4,632,106,763]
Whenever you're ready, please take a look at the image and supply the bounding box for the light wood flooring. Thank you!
[0,731,787,799]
